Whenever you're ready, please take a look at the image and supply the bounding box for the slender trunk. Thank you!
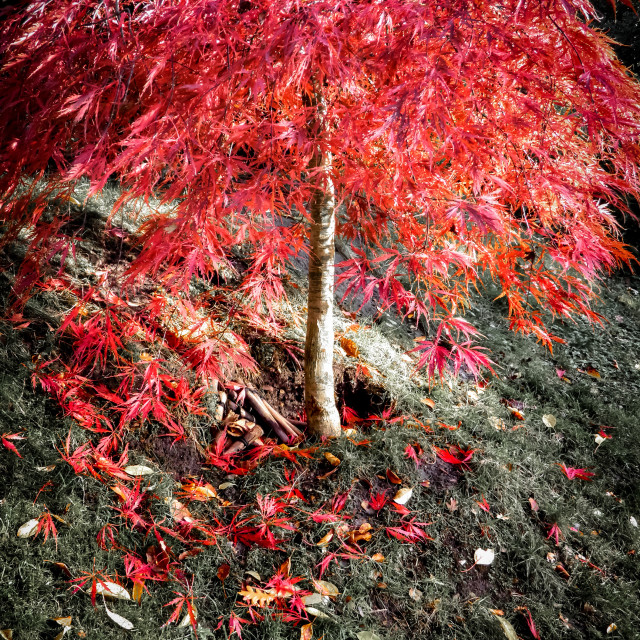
[304,91,341,438]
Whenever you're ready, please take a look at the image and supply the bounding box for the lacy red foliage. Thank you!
[0,1,639,629]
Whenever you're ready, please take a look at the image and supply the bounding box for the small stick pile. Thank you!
[212,381,305,455]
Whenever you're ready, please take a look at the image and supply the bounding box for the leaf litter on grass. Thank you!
[1,202,640,638]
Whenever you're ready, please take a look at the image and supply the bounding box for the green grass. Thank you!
[1,269,639,640]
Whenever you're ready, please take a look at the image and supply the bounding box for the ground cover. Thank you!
[0,190,639,640]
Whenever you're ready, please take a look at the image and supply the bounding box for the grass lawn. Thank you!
[1,199,639,639]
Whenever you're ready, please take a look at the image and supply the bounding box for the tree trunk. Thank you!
[304,94,341,438]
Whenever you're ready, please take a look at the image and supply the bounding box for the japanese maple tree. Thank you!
[1,0,639,437]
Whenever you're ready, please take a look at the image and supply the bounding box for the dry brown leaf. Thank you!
[17,518,39,538]
[124,464,154,477]
[386,469,402,484]
[393,487,413,505]
[169,498,194,523]
[217,563,230,582]
[51,617,72,628]
[103,601,134,630]
[420,398,436,410]
[340,337,360,358]
[409,587,422,601]
[316,531,334,547]
[312,580,339,598]
[300,622,313,640]
[0,631,13,640]
[446,498,458,512]
[324,452,341,467]
[95,582,131,601]
[239,586,278,608]
[370,553,385,562]
[489,609,504,616]
[245,570,261,581]
[495,615,518,640]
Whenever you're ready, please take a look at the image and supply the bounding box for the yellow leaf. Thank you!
[370,553,385,562]
[324,452,341,467]
[316,531,334,547]
[300,622,313,640]
[542,414,557,428]
[239,586,278,608]
[132,581,144,604]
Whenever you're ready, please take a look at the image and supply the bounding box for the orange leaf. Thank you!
[340,337,359,358]
[386,469,402,484]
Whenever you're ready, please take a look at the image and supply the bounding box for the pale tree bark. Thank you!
[304,91,342,438]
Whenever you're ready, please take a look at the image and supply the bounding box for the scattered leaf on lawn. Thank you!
[489,416,506,431]
[542,414,557,428]
[409,587,423,601]
[370,553,385,562]
[238,586,278,608]
[169,499,194,522]
[218,482,234,490]
[323,452,341,467]
[132,581,144,604]
[217,563,230,582]
[340,337,359,358]
[357,632,381,640]
[528,498,539,512]
[420,398,435,409]
[386,469,402,484]
[393,487,413,505]
[95,582,131,601]
[630,517,638,528]
[245,571,261,581]
[124,464,154,476]
[474,548,495,565]
[0,631,12,640]
[300,622,313,640]
[104,601,134,630]
[302,593,326,607]
[312,580,339,597]
[305,607,330,619]
[178,606,197,628]
[316,531,334,547]
[606,623,617,634]
[495,614,518,640]
[36,465,56,472]
[489,609,504,616]
[446,498,458,512]
[17,518,39,538]
[584,366,601,378]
